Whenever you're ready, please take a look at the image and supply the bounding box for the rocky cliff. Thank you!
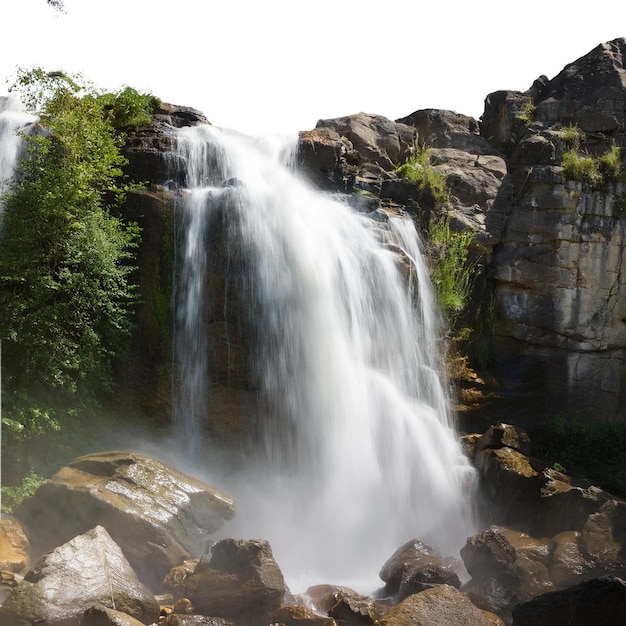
[119,38,626,428]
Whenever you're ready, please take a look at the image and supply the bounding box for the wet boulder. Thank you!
[15,451,235,590]
[80,604,147,626]
[270,604,338,625]
[183,538,286,626]
[378,584,495,626]
[0,525,160,626]
[379,538,461,601]
[579,499,626,572]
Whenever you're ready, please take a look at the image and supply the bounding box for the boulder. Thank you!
[270,604,338,625]
[0,525,160,626]
[511,576,626,626]
[327,591,388,626]
[0,517,29,574]
[378,584,494,626]
[297,127,357,192]
[379,538,461,601]
[15,451,235,589]
[183,538,286,626]
[396,109,492,155]
[579,499,626,571]
[315,112,415,171]
[474,423,532,457]
[474,446,547,529]
[533,468,612,537]
[80,604,146,626]
[461,526,519,615]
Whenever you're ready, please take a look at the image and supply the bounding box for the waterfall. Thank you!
[0,95,37,215]
[174,125,477,592]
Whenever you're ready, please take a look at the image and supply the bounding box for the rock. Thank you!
[270,604,338,625]
[165,616,235,626]
[327,591,388,625]
[396,109,493,155]
[80,604,146,626]
[461,526,536,616]
[315,112,415,171]
[533,468,612,537]
[474,423,532,457]
[301,584,362,615]
[485,38,626,419]
[474,447,547,529]
[0,526,160,626]
[511,576,626,626]
[163,560,199,599]
[379,584,494,626]
[297,127,357,192]
[379,538,461,601]
[579,499,626,571]
[15,451,235,589]
[183,538,286,626]
[549,531,593,588]
[0,517,29,574]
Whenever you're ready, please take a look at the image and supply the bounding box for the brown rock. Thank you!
[15,452,235,590]
[184,538,285,626]
[271,604,338,625]
[579,499,626,571]
[379,585,493,626]
[0,517,29,574]
[379,538,461,601]
[474,423,532,457]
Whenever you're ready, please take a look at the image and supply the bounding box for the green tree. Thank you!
[0,69,150,438]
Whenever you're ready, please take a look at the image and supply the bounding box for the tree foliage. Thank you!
[0,68,155,436]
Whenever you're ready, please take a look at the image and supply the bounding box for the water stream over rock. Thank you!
[173,125,477,592]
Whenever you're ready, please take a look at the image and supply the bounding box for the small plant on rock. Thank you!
[394,143,451,207]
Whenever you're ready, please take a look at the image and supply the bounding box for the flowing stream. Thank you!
[173,125,477,592]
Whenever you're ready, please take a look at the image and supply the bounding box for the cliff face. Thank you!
[482,39,626,419]
[119,39,626,425]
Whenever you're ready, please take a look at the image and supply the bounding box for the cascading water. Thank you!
[174,124,477,592]
[0,95,37,213]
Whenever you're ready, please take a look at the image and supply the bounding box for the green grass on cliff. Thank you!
[531,415,626,498]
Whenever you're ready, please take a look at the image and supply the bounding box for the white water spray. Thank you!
[174,125,476,592]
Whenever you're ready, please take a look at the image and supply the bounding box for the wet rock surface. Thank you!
[0,525,160,626]
[15,451,235,589]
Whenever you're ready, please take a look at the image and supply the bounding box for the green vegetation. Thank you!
[560,124,584,149]
[0,68,157,487]
[1,471,45,513]
[531,415,626,498]
[394,143,451,207]
[562,143,624,189]
[517,99,536,128]
[428,214,477,338]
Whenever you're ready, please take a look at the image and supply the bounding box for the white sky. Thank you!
[2,0,624,135]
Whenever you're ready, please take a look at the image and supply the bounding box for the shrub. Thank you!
[562,149,601,186]
[428,214,477,335]
[560,124,584,149]
[394,143,451,207]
